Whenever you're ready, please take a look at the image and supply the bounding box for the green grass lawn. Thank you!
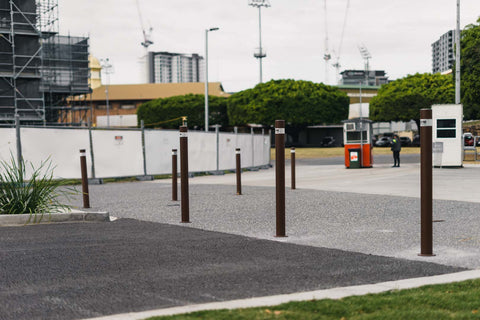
[147,279,480,320]
[271,147,420,160]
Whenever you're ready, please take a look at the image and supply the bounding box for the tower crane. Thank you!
[135,0,153,83]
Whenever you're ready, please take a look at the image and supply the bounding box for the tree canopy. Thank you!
[460,18,480,119]
[136,94,228,129]
[369,73,454,125]
[227,79,349,127]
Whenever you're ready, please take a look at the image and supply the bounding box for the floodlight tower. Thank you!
[249,0,270,83]
[358,44,371,86]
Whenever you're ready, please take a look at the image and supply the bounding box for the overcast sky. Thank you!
[58,0,479,93]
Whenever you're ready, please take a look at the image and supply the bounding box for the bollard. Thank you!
[419,109,434,256]
[291,147,296,190]
[236,148,242,195]
[275,120,286,237]
[79,149,90,208]
[180,126,190,223]
[172,149,178,201]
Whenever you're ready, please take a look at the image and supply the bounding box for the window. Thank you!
[436,119,456,138]
[121,104,135,110]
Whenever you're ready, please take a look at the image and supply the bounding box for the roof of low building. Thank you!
[89,82,229,101]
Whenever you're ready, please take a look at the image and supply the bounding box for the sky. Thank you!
[58,0,480,93]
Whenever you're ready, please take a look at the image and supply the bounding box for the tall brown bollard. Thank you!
[275,120,286,237]
[180,126,190,223]
[79,149,90,208]
[419,108,434,256]
[172,149,178,201]
[236,148,242,195]
[291,147,296,190]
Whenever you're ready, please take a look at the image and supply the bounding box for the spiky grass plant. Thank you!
[0,156,77,219]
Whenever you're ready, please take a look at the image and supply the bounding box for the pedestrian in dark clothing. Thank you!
[391,135,401,167]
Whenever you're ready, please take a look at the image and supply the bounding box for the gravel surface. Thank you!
[0,219,463,320]
[68,180,480,269]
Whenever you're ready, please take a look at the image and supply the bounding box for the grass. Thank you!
[146,279,480,320]
[271,147,420,160]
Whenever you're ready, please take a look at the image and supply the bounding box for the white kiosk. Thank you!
[432,104,463,167]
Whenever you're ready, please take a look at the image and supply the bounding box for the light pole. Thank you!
[205,27,219,132]
[249,0,270,83]
[100,58,113,128]
[455,0,461,104]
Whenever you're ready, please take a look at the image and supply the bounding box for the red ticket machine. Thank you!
[343,119,373,168]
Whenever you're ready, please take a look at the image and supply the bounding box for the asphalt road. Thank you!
[0,219,463,320]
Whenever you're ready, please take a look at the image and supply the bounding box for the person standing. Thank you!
[391,135,401,167]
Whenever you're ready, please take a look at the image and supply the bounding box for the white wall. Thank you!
[0,127,271,179]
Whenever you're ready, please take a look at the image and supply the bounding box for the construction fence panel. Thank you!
[91,130,144,178]
[188,131,217,172]
[144,129,179,175]
[0,128,18,164]
[21,128,90,179]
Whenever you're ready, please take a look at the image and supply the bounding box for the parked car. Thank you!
[321,136,335,147]
[412,134,420,147]
[464,133,475,147]
[375,136,392,147]
[400,136,412,147]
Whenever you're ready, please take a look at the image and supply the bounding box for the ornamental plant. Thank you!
[0,156,76,217]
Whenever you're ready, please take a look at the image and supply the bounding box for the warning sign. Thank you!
[350,152,358,162]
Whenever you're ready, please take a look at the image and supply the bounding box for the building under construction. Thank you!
[0,0,90,126]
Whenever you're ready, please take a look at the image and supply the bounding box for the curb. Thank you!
[0,211,110,226]
[82,269,480,320]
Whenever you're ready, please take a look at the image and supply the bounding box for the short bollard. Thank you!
[291,147,296,190]
[419,108,434,256]
[172,149,178,201]
[236,148,242,195]
[275,120,286,237]
[180,126,189,223]
[79,149,90,209]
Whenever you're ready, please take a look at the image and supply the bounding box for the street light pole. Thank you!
[100,58,113,128]
[249,0,270,84]
[205,27,219,132]
[455,0,461,104]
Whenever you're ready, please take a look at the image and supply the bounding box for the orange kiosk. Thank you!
[343,119,373,168]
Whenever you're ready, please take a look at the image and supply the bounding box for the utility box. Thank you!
[343,119,373,168]
[432,104,463,167]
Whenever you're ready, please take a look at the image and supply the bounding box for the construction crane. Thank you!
[135,0,153,83]
[323,0,350,84]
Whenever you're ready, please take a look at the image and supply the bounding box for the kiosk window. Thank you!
[436,119,456,138]
[346,131,368,143]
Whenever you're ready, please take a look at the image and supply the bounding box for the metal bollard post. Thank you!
[275,120,286,237]
[180,126,190,223]
[419,109,434,256]
[291,147,296,190]
[236,148,242,195]
[79,149,90,208]
[172,149,178,201]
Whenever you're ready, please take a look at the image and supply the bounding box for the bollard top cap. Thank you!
[275,120,285,127]
[179,126,188,132]
[79,149,86,153]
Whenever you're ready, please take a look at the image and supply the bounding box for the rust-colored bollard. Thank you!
[291,147,296,190]
[180,126,189,223]
[275,120,286,237]
[172,149,178,201]
[79,149,90,209]
[419,109,434,256]
[236,148,242,195]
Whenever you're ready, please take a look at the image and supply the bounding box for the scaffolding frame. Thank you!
[0,0,90,126]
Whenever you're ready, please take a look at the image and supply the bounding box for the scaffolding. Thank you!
[0,0,90,126]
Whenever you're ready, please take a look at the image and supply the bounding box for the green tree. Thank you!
[459,18,480,119]
[369,73,454,128]
[227,79,349,142]
[137,94,228,129]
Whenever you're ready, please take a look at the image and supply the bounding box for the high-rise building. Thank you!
[148,52,204,83]
[432,30,454,74]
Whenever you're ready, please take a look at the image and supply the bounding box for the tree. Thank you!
[459,18,480,119]
[227,79,349,142]
[369,73,454,128]
[136,94,228,129]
